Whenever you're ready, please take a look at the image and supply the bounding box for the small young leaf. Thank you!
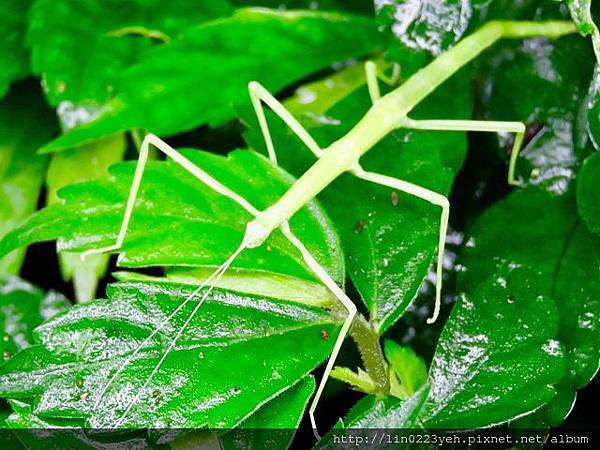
[46,134,127,302]
[0,84,58,275]
[384,340,427,398]
[577,151,600,235]
[0,0,32,98]
[40,9,382,152]
[0,281,339,429]
[0,148,344,286]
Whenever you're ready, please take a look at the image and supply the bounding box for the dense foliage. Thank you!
[0,0,599,448]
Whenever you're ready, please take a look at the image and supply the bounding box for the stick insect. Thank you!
[82,20,575,437]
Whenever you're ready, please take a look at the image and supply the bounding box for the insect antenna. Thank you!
[94,240,247,426]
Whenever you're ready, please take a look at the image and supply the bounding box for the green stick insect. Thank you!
[80,20,575,437]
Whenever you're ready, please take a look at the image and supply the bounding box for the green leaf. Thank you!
[244,65,470,333]
[565,0,599,44]
[0,0,31,98]
[0,276,70,363]
[384,340,427,398]
[577,151,600,235]
[375,0,487,57]
[28,0,232,110]
[40,9,382,153]
[0,148,344,286]
[0,408,22,449]
[458,187,600,426]
[315,386,430,448]
[220,377,315,450]
[422,267,566,428]
[587,67,600,149]
[479,33,594,191]
[0,281,339,428]
[564,0,600,150]
[0,84,58,275]
[46,134,127,302]
[5,400,156,449]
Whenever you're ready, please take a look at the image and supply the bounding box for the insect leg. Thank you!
[280,223,356,440]
[365,60,401,103]
[351,165,449,325]
[401,118,526,186]
[82,134,259,259]
[248,81,323,164]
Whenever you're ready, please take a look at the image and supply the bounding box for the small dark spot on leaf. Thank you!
[321,330,329,340]
[391,191,399,206]
[152,390,160,398]
[507,294,515,303]
[75,378,84,388]
[2,351,10,360]
[233,387,241,394]
[354,219,365,234]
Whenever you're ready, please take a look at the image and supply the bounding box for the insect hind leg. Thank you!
[351,165,449,325]
[399,118,526,186]
[280,222,356,440]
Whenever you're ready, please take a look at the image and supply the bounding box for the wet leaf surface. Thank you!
[423,268,566,428]
[0,281,339,429]
[375,0,488,57]
[479,33,594,192]
[458,186,600,426]
[314,386,430,448]
[0,276,70,364]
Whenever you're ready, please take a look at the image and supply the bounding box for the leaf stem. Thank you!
[348,313,389,396]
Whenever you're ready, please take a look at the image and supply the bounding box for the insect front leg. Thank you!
[280,223,356,440]
[350,165,449,325]
[81,134,259,260]
[365,60,401,103]
[400,118,526,186]
[248,81,323,164]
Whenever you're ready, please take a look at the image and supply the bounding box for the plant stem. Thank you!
[348,312,389,396]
